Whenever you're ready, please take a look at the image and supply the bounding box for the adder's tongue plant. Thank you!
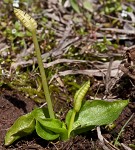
[14,8,55,119]
[4,8,129,146]
[68,81,90,137]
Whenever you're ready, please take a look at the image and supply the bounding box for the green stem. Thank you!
[32,30,55,119]
[114,113,134,146]
[68,109,76,138]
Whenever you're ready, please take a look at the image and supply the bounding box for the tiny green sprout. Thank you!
[14,8,55,119]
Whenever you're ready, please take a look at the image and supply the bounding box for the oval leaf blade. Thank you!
[5,112,35,146]
[73,100,128,133]
[36,120,59,141]
[36,118,68,140]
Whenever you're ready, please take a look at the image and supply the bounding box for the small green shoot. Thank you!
[114,113,134,146]
[68,80,90,137]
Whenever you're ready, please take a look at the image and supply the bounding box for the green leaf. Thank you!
[70,0,80,13]
[83,0,93,12]
[5,111,35,146]
[32,107,49,120]
[36,118,68,141]
[72,100,128,134]
[14,21,21,30]
[17,32,24,37]
[65,109,72,128]
[36,121,59,140]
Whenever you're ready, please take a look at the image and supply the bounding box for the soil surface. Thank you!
[0,87,135,150]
